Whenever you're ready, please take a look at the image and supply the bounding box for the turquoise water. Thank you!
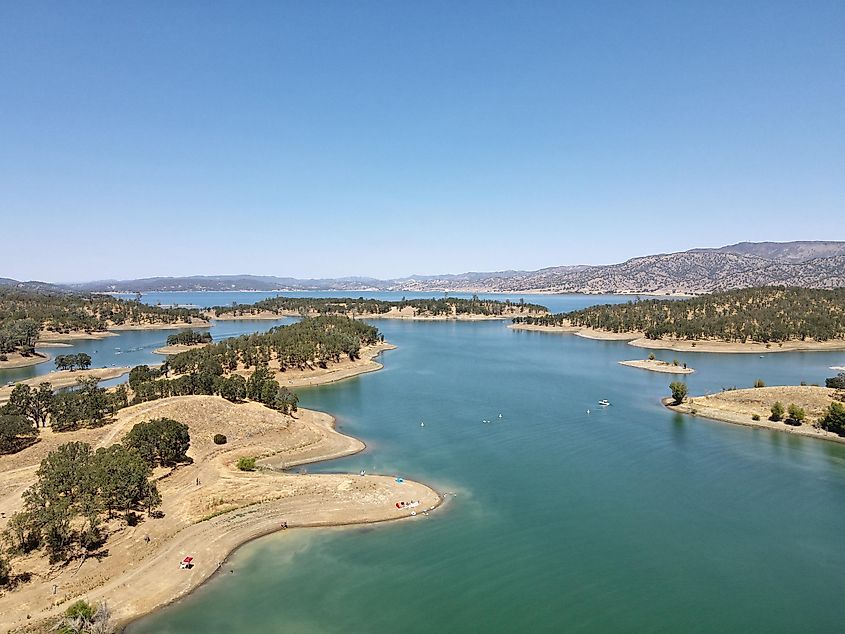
[124,311,845,632]
[6,293,845,632]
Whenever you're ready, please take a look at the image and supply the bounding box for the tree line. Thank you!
[513,287,845,343]
[209,295,548,318]
[0,286,205,357]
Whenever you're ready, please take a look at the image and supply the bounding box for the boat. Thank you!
[598,399,610,407]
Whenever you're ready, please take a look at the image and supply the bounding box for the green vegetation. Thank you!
[213,433,227,445]
[513,287,845,343]
[57,598,112,633]
[0,414,38,454]
[826,373,845,390]
[751,414,761,421]
[669,381,687,404]
[819,402,845,436]
[237,456,257,471]
[124,418,191,467]
[55,352,92,371]
[5,440,161,563]
[770,401,785,422]
[754,379,766,388]
[786,403,806,424]
[211,295,547,318]
[0,286,204,356]
[166,329,212,346]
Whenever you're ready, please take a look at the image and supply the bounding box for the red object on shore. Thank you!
[180,556,194,569]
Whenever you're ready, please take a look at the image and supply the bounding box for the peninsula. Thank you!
[511,287,845,353]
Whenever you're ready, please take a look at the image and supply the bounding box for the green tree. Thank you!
[769,401,785,422]
[669,381,688,405]
[0,414,38,454]
[787,403,806,422]
[819,402,845,436]
[124,418,190,467]
[237,456,256,471]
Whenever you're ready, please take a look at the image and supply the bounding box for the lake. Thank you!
[5,293,845,632]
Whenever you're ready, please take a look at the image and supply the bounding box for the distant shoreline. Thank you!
[619,359,694,374]
[509,323,845,354]
[0,350,50,370]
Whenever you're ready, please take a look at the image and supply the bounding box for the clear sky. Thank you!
[1,1,843,282]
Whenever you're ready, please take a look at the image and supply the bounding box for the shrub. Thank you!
[825,373,845,390]
[751,414,761,421]
[672,359,679,366]
[787,403,805,423]
[819,402,845,436]
[769,402,785,422]
[669,381,688,405]
[237,456,256,471]
[754,379,766,388]
[0,555,10,587]
[648,353,655,361]
[213,434,227,445]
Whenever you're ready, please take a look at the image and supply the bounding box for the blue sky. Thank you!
[1,1,843,282]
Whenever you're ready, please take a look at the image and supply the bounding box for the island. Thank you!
[511,287,845,353]
[206,296,548,321]
[0,316,438,632]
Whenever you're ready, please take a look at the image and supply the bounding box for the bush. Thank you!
[124,418,190,467]
[819,402,845,436]
[769,401,785,422]
[754,379,766,388]
[213,434,227,445]
[648,353,655,361]
[787,403,805,423]
[669,381,688,405]
[826,373,845,390]
[0,555,10,587]
[237,456,256,471]
[751,414,761,421]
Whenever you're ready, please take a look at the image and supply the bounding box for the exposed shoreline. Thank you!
[0,351,50,370]
[509,323,845,353]
[619,359,694,374]
[0,367,131,403]
[663,386,845,444]
[0,390,441,632]
[153,343,210,356]
[209,307,538,322]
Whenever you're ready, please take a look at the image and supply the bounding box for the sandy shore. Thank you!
[509,323,845,354]
[0,351,50,370]
[153,343,210,356]
[629,337,845,354]
[509,323,640,340]
[619,359,694,374]
[0,367,131,403]
[0,395,441,632]
[664,386,844,444]
[37,330,118,342]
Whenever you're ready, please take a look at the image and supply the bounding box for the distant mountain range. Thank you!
[3,241,845,295]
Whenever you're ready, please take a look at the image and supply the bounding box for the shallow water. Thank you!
[116,303,845,633]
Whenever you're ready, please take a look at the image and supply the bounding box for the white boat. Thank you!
[598,399,610,407]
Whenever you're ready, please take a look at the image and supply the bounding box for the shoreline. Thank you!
[663,386,845,444]
[269,341,397,388]
[0,391,441,632]
[210,309,539,322]
[619,359,694,374]
[0,367,131,403]
[509,323,845,353]
[0,351,50,370]
[153,343,210,356]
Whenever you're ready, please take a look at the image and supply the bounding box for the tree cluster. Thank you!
[55,352,92,371]
[4,440,161,564]
[166,329,212,346]
[514,287,845,343]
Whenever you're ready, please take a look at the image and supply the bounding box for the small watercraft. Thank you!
[420,421,425,427]
[598,399,610,407]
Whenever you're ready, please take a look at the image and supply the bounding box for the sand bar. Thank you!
[664,386,844,444]
[619,359,694,374]
[153,343,210,356]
